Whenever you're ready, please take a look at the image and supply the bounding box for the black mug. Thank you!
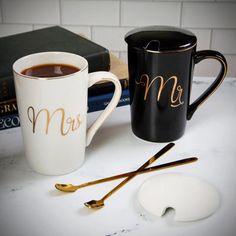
[125,26,227,142]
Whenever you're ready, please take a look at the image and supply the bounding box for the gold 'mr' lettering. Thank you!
[135,74,184,107]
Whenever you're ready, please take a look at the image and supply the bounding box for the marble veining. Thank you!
[0,156,17,170]
[0,77,236,236]
[105,226,138,236]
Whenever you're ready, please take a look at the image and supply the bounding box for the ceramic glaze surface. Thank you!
[125,26,227,142]
[13,52,121,175]
[125,26,197,52]
[138,173,220,222]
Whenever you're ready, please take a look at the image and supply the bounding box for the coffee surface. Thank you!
[21,64,80,78]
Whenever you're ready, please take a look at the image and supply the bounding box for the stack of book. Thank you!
[0,26,130,131]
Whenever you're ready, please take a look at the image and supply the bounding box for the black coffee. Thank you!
[21,64,80,78]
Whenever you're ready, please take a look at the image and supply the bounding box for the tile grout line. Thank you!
[2,22,236,31]
[0,0,4,23]
[59,0,62,25]
[179,0,236,3]
[119,0,122,27]
[88,25,92,40]
[209,28,213,50]
[179,1,183,27]
[91,25,94,41]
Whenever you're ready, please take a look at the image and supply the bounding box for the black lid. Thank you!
[125,26,197,53]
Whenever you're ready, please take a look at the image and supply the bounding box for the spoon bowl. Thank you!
[84,199,105,209]
[55,184,77,192]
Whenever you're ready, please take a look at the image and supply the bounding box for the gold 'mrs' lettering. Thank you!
[27,107,81,136]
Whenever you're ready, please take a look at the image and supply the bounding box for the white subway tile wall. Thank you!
[0,24,32,37]
[121,2,181,27]
[0,2,2,23]
[212,30,236,54]
[186,29,211,50]
[2,0,60,24]
[92,26,133,51]
[0,0,235,77]
[61,1,120,26]
[182,3,236,28]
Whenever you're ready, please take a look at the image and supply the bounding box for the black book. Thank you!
[0,26,110,102]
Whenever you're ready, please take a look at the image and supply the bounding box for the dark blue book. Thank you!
[88,89,130,112]
[0,89,130,131]
[0,113,20,130]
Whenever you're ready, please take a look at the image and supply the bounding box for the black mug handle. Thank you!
[187,50,228,120]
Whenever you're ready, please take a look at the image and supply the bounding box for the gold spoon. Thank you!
[84,157,198,209]
[55,142,175,192]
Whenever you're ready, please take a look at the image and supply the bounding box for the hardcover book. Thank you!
[0,26,110,102]
[0,27,130,131]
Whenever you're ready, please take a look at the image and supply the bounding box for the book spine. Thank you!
[0,75,128,101]
[85,49,110,72]
[88,78,129,97]
[0,76,16,102]
[88,89,130,112]
[0,98,18,115]
[0,113,20,130]
[0,89,130,131]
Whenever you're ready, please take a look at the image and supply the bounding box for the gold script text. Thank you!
[27,106,81,136]
[135,74,184,107]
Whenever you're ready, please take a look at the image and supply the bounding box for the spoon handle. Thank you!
[87,157,198,187]
[100,143,175,201]
[101,157,197,201]
[68,143,174,190]
[131,157,198,175]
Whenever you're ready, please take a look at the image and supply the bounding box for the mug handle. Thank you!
[86,71,122,146]
[187,50,227,120]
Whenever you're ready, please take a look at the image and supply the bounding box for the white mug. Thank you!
[13,52,122,175]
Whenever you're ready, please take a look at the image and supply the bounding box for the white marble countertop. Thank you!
[0,77,236,236]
